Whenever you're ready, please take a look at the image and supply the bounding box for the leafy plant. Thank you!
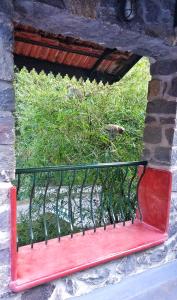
[15,58,150,244]
[15,58,150,168]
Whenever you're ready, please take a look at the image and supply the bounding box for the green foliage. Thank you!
[15,59,149,245]
[15,58,150,168]
[17,212,77,246]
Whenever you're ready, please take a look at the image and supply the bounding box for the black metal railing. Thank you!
[15,161,147,249]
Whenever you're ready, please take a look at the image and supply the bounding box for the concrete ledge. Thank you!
[73,260,177,300]
[10,221,167,292]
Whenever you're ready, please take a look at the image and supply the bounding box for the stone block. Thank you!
[142,148,151,160]
[168,221,177,237]
[0,231,10,250]
[0,13,13,49]
[21,284,55,300]
[37,0,65,9]
[146,99,177,114]
[0,248,10,265]
[144,0,159,23]
[148,79,162,99]
[0,113,15,145]
[168,77,177,97]
[116,255,136,275]
[0,81,15,112]
[143,126,162,144]
[154,146,171,164]
[165,128,177,146]
[159,117,176,125]
[14,0,34,16]
[79,268,110,285]
[171,147,177,165]
[0,205,10,231]
[149,248,168,263]
[66,278,78,295]
[0,0,13,16]
[0,51,14,82]
[0,145,15,181]
[172,172,177,192]
[145,115,157,124]
[136,253,151,267]
[151,60,177,75]
[0,15,14,81]
[0,265,10,299]
[0,182,12,205]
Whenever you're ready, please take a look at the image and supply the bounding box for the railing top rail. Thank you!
[16,160,147,174]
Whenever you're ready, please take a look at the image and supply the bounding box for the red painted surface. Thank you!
[10,167,172,292]
[10,221,167,292]
[137,167,172,232]
[10,187,17,281]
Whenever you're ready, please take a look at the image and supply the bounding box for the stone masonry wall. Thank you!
[0,4,177,298]
[0,1,15,299]
[3,63,177,299]
[143,60,177,168]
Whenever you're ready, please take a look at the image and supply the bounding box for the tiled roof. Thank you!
[14,24,141,84]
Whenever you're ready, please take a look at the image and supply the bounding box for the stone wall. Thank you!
[2,62,177,300]
[0,0,15,181]
[0,2,177,298]
[33,0,176,41]
[143,60,177,168]
[14,0,177,59]
[0,1,15,299]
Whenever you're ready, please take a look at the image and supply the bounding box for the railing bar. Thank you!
[100,168,109,230]
[127,167,137,224]
[17,234,19,252]
[90,168,99,232]
[16,161,148,174]
[56,171,64,241]
[108,168,116,228]
[119,167,128,226]
[136,165,147,222]
[16,173,21,250]
[79,169,88,235]
[43,172,50,245]
[29,173,35,248]
[16,161,148,246]
[17,173,21,196]
[68,170,76,238]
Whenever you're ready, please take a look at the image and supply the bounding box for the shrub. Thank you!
[15,58,150,244]
[15,58,150,168]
